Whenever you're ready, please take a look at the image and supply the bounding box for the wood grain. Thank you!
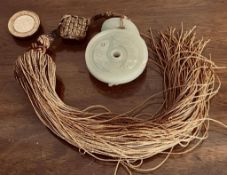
[0,0,227,175]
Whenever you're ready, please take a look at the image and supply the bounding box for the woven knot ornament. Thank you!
[58,15,90,40]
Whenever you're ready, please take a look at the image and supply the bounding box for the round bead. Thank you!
[8,10,40,38]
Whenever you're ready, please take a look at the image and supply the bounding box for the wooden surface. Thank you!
[1,0,227,174]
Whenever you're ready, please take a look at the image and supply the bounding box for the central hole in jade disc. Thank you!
[113,51,121,58]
